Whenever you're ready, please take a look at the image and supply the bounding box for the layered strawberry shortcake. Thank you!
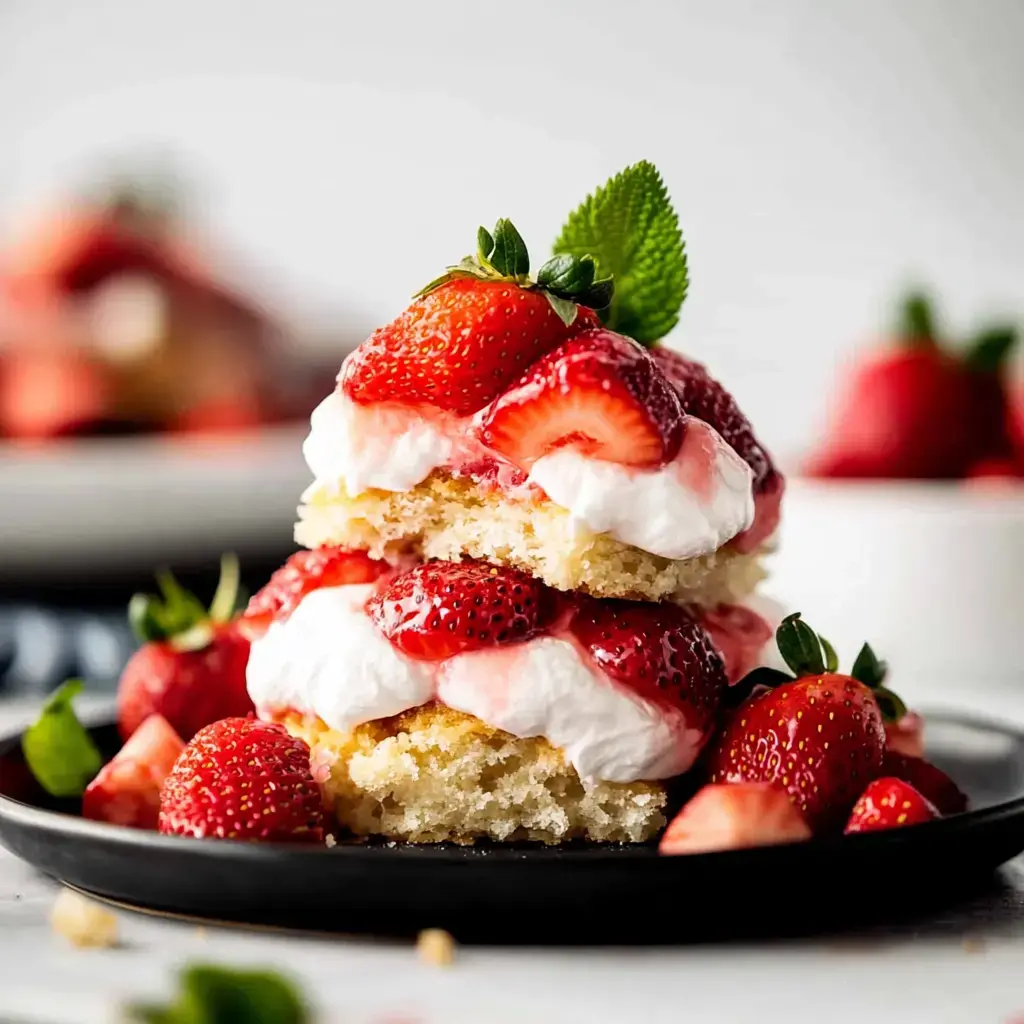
[249,162,788,844]
[241,548,785,844]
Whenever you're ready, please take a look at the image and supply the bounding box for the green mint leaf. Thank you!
[127,964,311,1024]
[22,680,102,798]
[544,292,580,327]
[850,642,888,689]
[897,291,938,348]
[553,161,687,345]
[488,218,530,278]
[775,613,826,677]
[873,687,908,724]
[208,552,241,625]
[819,634,840,674]
[963,325,1018,374]
[477,225,494,262]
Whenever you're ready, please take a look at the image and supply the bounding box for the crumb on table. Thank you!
[50,889,119,948]
[417,928,455,967]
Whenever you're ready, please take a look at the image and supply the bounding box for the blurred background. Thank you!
[1,0,1021,696]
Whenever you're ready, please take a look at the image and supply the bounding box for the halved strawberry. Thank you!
[568,597,725,734]
[659,783,811,855]
[82,714,185,829]
[479,328,684,469]
[241,547,392,639]
[367,560,555,661]
[844,777,938,833]
[881,751,968,815]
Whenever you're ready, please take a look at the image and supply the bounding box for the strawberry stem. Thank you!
[896,291,940,349]
[963,325,1018,375]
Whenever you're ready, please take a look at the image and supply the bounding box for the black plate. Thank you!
[2,709,1024,943]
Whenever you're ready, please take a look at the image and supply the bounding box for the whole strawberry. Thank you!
[158,717,327,843]
[844,777,938,834]
[807,292,1019,479]
[708,614,907,831]
[341,220,610,416]
[117,555,254,741]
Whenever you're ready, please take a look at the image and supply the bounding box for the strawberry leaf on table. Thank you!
[127,963,310,1024]
[22,680,102,798]
[552,160,688,345]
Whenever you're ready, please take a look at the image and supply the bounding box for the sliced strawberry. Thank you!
[158,717,327,843]
[881,751,968,815]
[844,777,938,833]
[884,711,925,759]
[659,783,811,855]
[83,714,185,829]
[367,560,555,661]
[479,328,684,469]
[568,597,726,733]
[341,278,600,416]
[241,547,392,639]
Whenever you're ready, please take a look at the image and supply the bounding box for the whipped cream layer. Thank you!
[302,390,755,561]
[247,583,708,784]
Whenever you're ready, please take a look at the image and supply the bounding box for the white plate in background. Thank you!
[768,478,1024,688]
[0,427,310,575]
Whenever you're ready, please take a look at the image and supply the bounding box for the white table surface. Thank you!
[2,688,1024,1024]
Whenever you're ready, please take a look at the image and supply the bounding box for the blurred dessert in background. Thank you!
[0,173,334,441]
[805,291,1021,482]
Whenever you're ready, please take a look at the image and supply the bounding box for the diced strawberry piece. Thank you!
[884,712,925,759]
[881,751,968,815]
[659,783,811,855]
[82,714,185,830]
[569,597,726,736]
[479,328,684,469]
[241,547,392,639]
[341,278,601,416]
[844,777,938,833]
[367,560,555,661]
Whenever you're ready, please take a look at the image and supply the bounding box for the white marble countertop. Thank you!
[2,689,1024,1024]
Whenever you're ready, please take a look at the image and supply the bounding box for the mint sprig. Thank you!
[552,161,688,345]
[128,554,242,653]
[22,680,102,798]
[415,218,613,326]
[728,613,906,724]
[127,963,310,1024]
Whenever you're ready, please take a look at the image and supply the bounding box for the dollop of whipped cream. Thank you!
[247,583,707,784]
[437,637,702,783]
[527,418,754,561]
[303,390,756,560]
[302,393,453,498]
[246,584,434,732]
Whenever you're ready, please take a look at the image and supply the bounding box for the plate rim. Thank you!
[2,708,1024,867]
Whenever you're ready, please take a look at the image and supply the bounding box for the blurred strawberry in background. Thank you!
[0,170,332,442]
[806,291,1021,481]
